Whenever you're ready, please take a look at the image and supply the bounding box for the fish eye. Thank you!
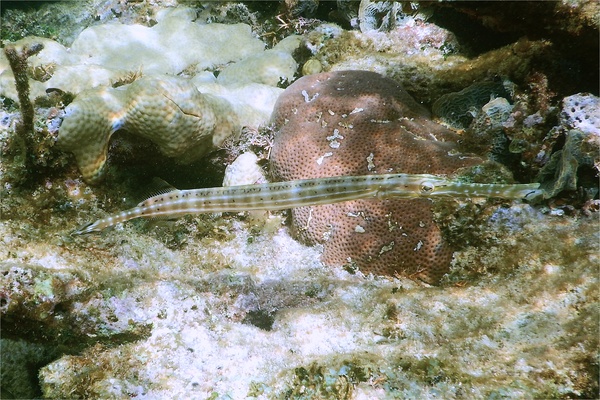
[420,181,435,193]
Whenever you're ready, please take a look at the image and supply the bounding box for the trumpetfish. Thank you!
[72,173,541,235]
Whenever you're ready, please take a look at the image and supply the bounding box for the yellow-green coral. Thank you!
[56,76,240,184]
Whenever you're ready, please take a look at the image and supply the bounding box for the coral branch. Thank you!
[3,42,44,186]
[4,42,43,138]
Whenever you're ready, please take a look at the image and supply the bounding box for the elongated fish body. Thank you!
[72,173,541,235]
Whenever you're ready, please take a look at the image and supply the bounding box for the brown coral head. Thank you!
[270,70,482,284]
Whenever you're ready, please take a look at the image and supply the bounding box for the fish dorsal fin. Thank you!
[137,177,179,205]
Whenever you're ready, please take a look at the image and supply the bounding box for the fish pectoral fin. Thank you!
[137,177,179,205]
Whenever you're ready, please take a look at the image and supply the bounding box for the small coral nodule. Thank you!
[57,76,240,184]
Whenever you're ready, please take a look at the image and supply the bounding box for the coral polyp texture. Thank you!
[57,76,240,184]
[270,70,484,284]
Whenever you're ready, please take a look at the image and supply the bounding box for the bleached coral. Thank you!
[216,36,300,87]
[0,9,267,100]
